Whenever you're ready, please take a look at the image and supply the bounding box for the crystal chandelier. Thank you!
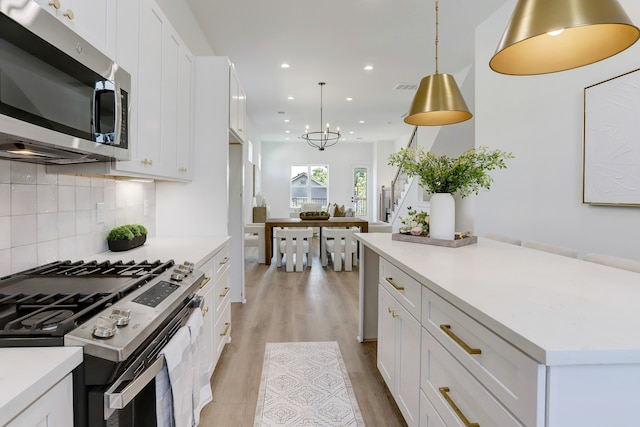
[300,82,340,151]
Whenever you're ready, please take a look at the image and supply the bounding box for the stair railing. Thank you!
[390,126,418,211]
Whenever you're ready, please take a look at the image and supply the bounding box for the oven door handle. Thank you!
[104,355,165,417]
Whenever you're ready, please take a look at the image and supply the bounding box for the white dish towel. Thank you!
[186,308,213,425]
[156,326,193,427]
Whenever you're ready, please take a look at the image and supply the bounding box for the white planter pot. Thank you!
[429,193,455,240]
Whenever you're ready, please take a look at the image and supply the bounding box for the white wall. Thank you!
[154,0,214,55]
[475,0,640,260]
[262,141,374,219]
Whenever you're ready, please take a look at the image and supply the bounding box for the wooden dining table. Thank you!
[263,217,368,265]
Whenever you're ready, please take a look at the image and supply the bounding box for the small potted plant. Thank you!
[106,224,148,252]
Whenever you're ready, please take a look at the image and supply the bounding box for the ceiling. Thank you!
[186,0,509,146]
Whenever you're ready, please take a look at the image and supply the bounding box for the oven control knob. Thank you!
[171,271,184,281]
[93,316,117,338]
[182,261,195,272]
[109,307,131,327]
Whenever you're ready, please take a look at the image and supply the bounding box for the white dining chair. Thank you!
[244,223,265,263]
[484,233,521,246]
[322,228,358,271]
[274,228,313,272]
[522,240,578,258]
[583,253,640,273]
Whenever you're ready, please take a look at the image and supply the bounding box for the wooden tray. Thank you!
[392,233,477,248]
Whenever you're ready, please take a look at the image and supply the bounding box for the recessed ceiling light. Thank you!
[287,96,294,100]
[359,120,365,124]
[281,63,290,68]
[364,65,373,71]
[285,130,290,133]
[346,97,353,101]
[284,119,290,123]
[349,131,354,134]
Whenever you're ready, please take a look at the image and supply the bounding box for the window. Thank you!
[290,165,328,208]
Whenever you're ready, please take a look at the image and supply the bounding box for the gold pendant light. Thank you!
[490,0,640,75]
[405,0,472,126]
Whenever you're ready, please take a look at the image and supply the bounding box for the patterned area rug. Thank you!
[254,341,365,426]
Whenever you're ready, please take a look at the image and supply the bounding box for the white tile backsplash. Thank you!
[0,217,10,250]
[11,184,37,215]
[37,212,59,242]
[0,184,9,216]
[11,244,37,272]
[58,185,76,212]
[75,186,91,211]
[10,162,37,184]
[11,214,37,247]
[37,185,58,213]
[0,164,156,276]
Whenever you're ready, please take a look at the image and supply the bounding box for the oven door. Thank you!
[92,355,164,427]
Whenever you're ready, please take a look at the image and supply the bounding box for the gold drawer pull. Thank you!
[219,287,230,298]
[388,307,398,318]
[48,0,60,9]
[199,276,211,289]
[63,9,74,20]
[385,277,404,291]
[439,387,479,427]
[219,256,229,265]
[201,306,208,316]
[220,322,230,336]
[440,324,481,355]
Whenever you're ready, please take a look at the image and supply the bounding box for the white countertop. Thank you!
[0,347,82,426]
[88,235,230,269]
[356,233,640,366]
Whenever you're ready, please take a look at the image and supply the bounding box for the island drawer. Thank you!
[421,328,524,427]
[379,258,421,320]
[422,287,544,427]
[213,243,230,278]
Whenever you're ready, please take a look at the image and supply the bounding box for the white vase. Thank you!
[429,193,455,240]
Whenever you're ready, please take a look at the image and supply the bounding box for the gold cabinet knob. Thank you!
[48,0,60,9]
[63,9,74,20]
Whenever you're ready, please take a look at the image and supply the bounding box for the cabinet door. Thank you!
[229,65,246,142]
[35,0,115,57]
[125,0,163,174]
[63,0,116,57]
[395,302,421,427]
[6,374,73,427]
[160,29,180,177]
[377,285,397,391]
[199,276,215,378]
[176,48,194,179]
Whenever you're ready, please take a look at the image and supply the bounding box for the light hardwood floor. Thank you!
[199,239,407,426]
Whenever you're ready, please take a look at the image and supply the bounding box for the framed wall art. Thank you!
[583,68,640,206]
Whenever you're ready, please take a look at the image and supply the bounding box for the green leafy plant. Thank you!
[388,146,514,197]
[125,224,148,237]
[106,226,134,241]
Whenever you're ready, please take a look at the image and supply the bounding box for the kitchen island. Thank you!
[355,233,640,427]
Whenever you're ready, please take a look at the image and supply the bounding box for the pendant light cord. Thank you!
[435,0,439,74]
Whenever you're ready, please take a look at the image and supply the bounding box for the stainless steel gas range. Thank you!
[0,259,205,427]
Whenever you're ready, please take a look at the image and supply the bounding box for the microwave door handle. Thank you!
[93,80,121,145]
[103,355,165,420]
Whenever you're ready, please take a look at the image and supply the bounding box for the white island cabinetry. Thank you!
[356,233,640,427]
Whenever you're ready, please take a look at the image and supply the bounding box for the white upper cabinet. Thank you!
[109,0,194,181]
[35,0,116,58]
[229,64,247,143]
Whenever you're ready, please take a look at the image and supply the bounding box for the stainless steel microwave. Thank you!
[0,1,130,164]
